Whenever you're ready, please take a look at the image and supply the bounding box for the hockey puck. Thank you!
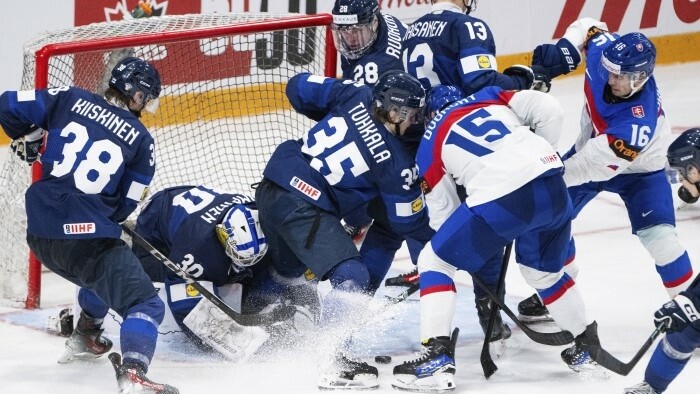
[374,355,392,364]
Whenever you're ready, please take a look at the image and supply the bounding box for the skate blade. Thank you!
[392,373,455,393]
[317,373,380,391]
[57,350,106,364]
[517,314,554,324]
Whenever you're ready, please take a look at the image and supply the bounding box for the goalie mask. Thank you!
[216,205,268,271]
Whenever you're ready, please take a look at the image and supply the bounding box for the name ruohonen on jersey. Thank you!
[404,20,447,41]
[383,14,403,60]
[348,102,391,164]
[70,98,140,145]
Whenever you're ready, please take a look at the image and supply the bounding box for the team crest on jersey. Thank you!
[631,106,645,118]
[186,284,200,297]
[63,222,96,235]
[477,56,492,69]
[290,176,321,200]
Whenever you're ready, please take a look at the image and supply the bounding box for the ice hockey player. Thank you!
[0,57,178,393]
[517,21,695,327]
[256,70,434,389]
[391,85,597,392]
[624,129,700,394]
[331,0,427,282]
[133,184,315,361]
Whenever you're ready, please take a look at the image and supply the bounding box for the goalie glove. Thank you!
[503,65,551,93]
[11,127,44,165]
[654,293,700,334]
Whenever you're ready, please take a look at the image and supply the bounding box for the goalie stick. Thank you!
[480,242,513,379]
[122,223,296,327]
[471,275,575,346]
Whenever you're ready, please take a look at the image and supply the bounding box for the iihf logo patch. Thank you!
[290,176,321,200]
[631,106,645,118]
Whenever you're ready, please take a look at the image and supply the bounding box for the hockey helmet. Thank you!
[109,57,162,113]
[216,204,268,271]
[331,0,380,60]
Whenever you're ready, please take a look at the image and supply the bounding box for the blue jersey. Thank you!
[136,185,256,287]
[263,73,429,238]
[0,87,154,239]
[402,4,528,94]
[341,13,407,87]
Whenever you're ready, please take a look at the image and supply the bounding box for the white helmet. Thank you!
[216,205,268,271]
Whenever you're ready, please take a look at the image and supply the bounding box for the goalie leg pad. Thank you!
[183,297,269,362]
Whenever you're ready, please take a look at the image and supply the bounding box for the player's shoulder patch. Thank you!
[608,137,641,162]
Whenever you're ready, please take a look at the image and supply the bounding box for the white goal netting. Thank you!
[0,12,334,308]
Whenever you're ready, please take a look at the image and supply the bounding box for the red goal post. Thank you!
[0,13,337,309]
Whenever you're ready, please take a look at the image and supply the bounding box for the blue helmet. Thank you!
[425,85,466,122]
[331,0,380,59]
[109,57,162,112]
[373,70,426,125]
[667,128,700,179]
[600,32,655,97]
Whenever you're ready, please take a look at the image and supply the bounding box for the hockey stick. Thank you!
[471,275,575,346]
[385,282,420,304]
[588,322,667,376]
[480,242,513,379]
[122,223,296,327]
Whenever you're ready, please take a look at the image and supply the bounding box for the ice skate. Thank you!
[517,293,554,323]
[624,382,660,394]
[385,268,420,287]
[476,297,512,342]
[57,311,113,363]
[392,328,459,393]
[110,353,179,394]
[561,322,599,372]
[317,353,379,390]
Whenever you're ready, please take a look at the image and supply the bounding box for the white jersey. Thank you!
[416,87,564,229]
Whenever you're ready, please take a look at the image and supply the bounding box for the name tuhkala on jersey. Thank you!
[348,101,391,164]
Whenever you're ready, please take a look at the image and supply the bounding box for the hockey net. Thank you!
[0,13,336,308]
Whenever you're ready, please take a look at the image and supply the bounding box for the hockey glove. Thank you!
[654,293,700,334]
[11,127,44,165]
[503,65,551,93]
[532,38,582,80]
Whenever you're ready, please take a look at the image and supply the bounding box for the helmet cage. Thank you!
[331,14,379,60]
